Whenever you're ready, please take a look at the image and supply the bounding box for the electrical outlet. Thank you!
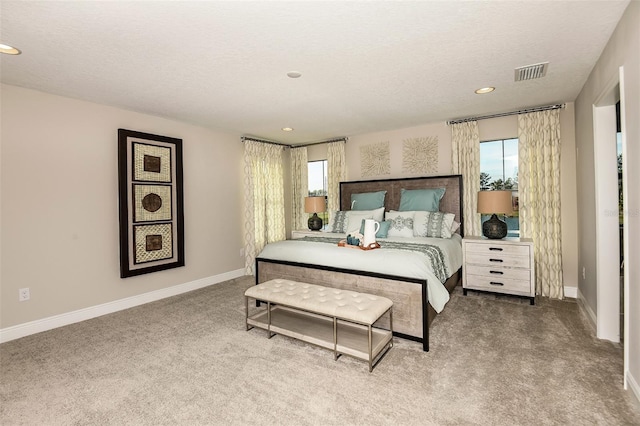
[582,267,586,280]
[19,288,30,302]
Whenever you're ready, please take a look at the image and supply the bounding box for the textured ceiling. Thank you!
[0,1,629,144]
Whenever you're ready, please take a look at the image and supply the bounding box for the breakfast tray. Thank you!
[337,240,381,250]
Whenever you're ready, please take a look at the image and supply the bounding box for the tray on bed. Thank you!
[337,240,381,250]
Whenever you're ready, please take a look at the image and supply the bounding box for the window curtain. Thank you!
[451,121,481,236]
[327,140,346,213]
[290,147,308,231]
[243,140,286,274]
[518,109,563,299]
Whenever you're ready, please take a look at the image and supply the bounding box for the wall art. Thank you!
[360,141,390,177]
[402,136,438,174]
[118,129,184,278]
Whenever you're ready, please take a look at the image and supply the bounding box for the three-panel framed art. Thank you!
[118,129,185,278]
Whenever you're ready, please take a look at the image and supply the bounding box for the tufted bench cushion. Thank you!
[244,278,393,326]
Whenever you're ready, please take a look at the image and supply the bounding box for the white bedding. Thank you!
[257,233,462,313]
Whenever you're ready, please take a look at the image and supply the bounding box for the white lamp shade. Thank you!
[477,190,513,214]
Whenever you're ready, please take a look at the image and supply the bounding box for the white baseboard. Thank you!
[577,288,597,333]
[564,285,577,298]
[628,371,640,405]
[0,269,246,344]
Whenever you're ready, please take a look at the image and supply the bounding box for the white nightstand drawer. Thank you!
[465,264,531,281]
[464,275,532,295]
[465,253,531,269]
[464,242,530,257]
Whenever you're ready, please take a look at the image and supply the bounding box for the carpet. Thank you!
[1,276,639,425]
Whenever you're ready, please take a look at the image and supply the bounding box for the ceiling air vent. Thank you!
[514,62,549,81]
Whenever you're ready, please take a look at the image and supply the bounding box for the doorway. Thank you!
[593,66,629,389]
[593,90,620,343]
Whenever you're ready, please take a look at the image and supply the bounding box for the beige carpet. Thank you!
[1,276,639,425]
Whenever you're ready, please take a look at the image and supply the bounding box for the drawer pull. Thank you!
[490,281,504,286]
[489,258,504,263]
[489,247,503,251]
[489,270,504,275]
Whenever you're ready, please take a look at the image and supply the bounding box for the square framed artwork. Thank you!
[118,129,184,278]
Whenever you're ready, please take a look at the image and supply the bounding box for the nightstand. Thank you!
[462,236,535,305]
[291,229,324,239]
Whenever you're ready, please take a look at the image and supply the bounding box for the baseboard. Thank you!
[628,371,640,405]
[0,269,246,344]
[577,287,597,333]
[564,285,577,298]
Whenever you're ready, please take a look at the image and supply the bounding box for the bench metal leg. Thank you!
[368,325,373,372]
[245,296,251,331]
[333,317,338,361]
[267,301,274,338]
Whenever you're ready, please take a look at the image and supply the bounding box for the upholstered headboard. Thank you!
[339,175,464,237]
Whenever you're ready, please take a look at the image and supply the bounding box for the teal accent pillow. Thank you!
[398,188,445,212]
[359,219,391,238]
[351,191,386,210]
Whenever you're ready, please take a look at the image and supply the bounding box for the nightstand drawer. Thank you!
[465,264,531,281]
[465,253,531,269]
[464,275,531,295]
[464,242,530,257]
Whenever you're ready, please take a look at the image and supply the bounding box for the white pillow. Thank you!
[345,210,376,234]
[385,211,415,238]
[414,211,455,238]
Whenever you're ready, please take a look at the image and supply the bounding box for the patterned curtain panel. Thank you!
[290,147,308,231]
[451,121,481,237]
[518,110,563,299]
[243,140,286,274]
[327,141,346,212]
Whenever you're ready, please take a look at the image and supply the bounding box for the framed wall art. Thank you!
[118,129,185,278]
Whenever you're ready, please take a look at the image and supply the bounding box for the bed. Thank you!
[255,175,464,351]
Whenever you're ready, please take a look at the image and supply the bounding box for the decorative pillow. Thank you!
[385,211,415,238]
[329,208,384,233]
[345,211,376,234]
[328,210,349,233]
[451,220,461,233]
[398,188,446,212]
[351,191,387,210]
[413,211,455,238]
[359,219,391,238]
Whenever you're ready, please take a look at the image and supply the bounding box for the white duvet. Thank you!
[257,233,462,313]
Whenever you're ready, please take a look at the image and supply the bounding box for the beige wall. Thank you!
[343,110,579,293]
[574,1,639,394]
[1,84,245,329]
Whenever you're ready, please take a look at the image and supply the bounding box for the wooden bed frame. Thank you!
[255,174,464,351]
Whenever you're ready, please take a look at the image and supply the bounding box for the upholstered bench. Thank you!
[245,278,393,372]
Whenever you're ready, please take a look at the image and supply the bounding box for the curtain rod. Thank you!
[293,137,348,148]
[241,136,289,147]
[241,136,347,148]
[447,103,565,125]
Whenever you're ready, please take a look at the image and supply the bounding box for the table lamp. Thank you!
[477,190,513,239]
[304,196,326,231]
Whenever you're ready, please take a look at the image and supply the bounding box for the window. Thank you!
[308,160,328,225]
[480,138,519,237]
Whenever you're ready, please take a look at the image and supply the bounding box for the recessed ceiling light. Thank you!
[282,127,294,132]
[286,71,302,79]
[0,43,21,55]
[475,87,495,94]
